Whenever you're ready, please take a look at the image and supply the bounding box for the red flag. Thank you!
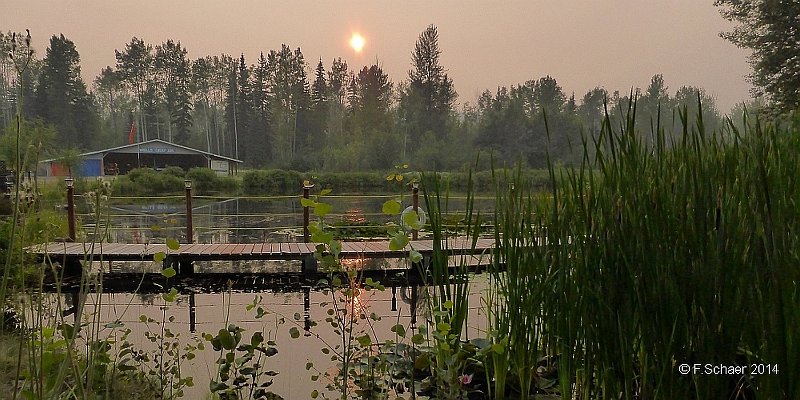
[128,122,136,144]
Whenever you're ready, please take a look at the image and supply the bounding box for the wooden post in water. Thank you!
[181,180,195,274]
[184,179,193,244]
[410,181,420,327]
[411,181,419,240]
[303,286,312,336]
[189,292,197,333]
[66,177,76,241]
[302,182,313,243]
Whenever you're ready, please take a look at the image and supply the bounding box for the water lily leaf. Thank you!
[289,327,300,339]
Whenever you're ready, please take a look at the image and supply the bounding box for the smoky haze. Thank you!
[5,0,751,112]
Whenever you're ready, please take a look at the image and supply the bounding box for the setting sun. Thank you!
[349,33,365,53]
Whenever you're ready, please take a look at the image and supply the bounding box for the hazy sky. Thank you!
[5,1,753,112]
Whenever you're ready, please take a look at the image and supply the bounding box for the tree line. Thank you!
[0,24,775,173]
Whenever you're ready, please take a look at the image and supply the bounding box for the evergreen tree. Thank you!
[250,52,271,166]
[265,45,310,167]
[33,34,98,149]
[1,31,39,130]
[224,55,254,162]
[348,64,397,169]
[154,40,192,144]
[400,24,457,162]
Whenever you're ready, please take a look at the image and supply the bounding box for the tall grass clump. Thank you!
[537,100,799,399]
[485,167,555,399]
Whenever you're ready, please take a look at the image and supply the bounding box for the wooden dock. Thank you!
[29,238,496,291]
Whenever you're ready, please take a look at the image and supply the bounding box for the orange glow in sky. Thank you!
[349,33,365,53]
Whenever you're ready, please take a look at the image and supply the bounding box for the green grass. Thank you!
[530,102,800,399]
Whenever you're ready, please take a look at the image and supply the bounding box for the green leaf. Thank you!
[437,322,451,333]
[161,267,176,278]
[154,252,165,263]
[403,210,423,230]
[492,342,505,354]
[382,199,402,215]
[409,250,423,264]
[443,300,454,310]
[329,240,342,257]
[391,324,406,338]
[311,230,333,244]
[218,329,236,350]
[319,188,332,196]
[386,173,395,181]
[166,238,180,251]
[162,287,178,303]
[389,233,410,251]
[356,334,372,347]
[411,333,425,345]
[289,327,300,339]
[314,202,332,217]
[300,197,316,207]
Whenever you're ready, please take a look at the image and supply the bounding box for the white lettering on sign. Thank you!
[140,147,176,154]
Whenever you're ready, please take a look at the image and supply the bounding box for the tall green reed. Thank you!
[538,98,798,399]
[485,166,555,399]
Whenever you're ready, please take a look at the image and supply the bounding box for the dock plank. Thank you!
[28,239,495,270]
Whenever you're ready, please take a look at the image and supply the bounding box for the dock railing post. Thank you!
[411,181,419,240]
[184,179,193,244]
[303,182,313,243]
[410,181,420,328]
[180,179,195,275]
[66,177,75,241]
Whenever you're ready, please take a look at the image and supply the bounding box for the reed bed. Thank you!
[497,103,800,399]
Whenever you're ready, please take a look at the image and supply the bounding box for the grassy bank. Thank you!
[99,167,553,196]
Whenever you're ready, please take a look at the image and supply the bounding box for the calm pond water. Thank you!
[44,193,496,398]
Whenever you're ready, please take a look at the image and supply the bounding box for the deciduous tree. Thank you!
[715,0,800,112]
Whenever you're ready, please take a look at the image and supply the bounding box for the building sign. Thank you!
[139,147,177,154]
[211,159,229,174]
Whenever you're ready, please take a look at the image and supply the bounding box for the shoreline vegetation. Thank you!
[1,102,799,399]
[55,167,554,197]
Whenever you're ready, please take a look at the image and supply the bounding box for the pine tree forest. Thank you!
[0,26,749,172]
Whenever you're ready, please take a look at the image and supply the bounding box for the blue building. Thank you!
[38,139,242,177]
